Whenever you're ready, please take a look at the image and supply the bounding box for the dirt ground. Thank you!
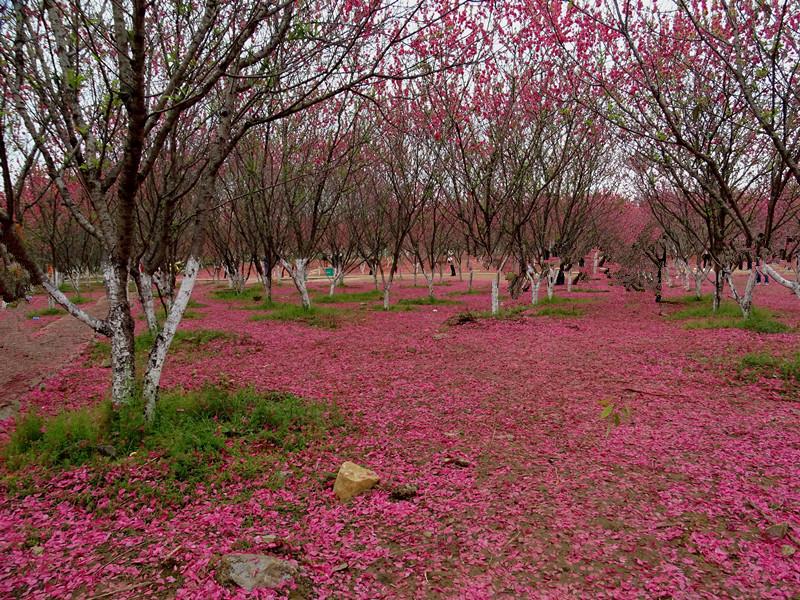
[0,298,105,419]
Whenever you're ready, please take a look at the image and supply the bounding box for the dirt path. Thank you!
[0,299,106,419]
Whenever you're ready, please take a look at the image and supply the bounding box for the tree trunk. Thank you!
[712,267,723,312]
[142,256,201,421]
[593,250,599,275]
[726,268,757,319]
[526,269,542,306]
[283,258,311,309]
[547,267,558,301]
[104,261,136,408]
[763,262,800,298]
[491,269,502,315]
[566,269,573,292]
[383,276,393,310]
[133,270,159,334]
[423,271,435,300]
[328,268,344,297]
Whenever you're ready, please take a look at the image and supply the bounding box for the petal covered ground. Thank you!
[1,276,799,598]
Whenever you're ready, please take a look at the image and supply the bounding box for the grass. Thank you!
[88,329,232,371]
[380,303,416,312]
[536,295,592,305]
[668,300,789,334]
[534,304,586,317]
[211,286,264,302]
[445,288,485,296]
[316,289,382,304]
[738,351,800,384]
[27,294,92,318]
[397,296,458,306]
[2,386,339,485]
[27,307,63,318]
[445,305,528,325]
[250,304,348,328]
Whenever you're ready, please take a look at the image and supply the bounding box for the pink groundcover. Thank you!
[1,277,799,599]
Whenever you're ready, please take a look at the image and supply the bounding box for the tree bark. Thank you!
[142,256,201,420]
[763,262,800,298]
[104,261,136,408]
[282,258,311,309]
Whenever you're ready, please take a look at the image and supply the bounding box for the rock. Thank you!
[766,523,790,540]
[444,457,471,468]
[390,484,418,501]
[432,333,449,340]
[96,444,117,458]
[333,461,379,502]
[31,545,44,556]
[781,545,796,557]
[217,553,308,594]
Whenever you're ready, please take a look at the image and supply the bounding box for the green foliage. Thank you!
[739,351,800,384]
[250,304,347,328]
[3,387,337,484]
[211,286,264,301]
[397,296,457,306]
[599,399,631,430]
[669,300,789,334]
[88,329,232,372]
[316,289,382,304]
[27,307,63,318]
[534,305,585,317]
[538,296,591,305]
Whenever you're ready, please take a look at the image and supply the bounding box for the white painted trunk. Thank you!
[327,269,345,297]
[137,272,159,334]
[419,265,434,299]
[491,278,499,315]
[593,251,599,275]
[726,268,757,319]
[566,270,573,292]
[142,256,201,421]
[153,270,174,310]
[383,278,392,310]
[763,263,800,298]
[526,267,543,306]
[283,258,311,309]
[103,261,136,408]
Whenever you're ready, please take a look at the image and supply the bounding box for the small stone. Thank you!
[333,461,380,502]
[423,531,434,539]
[31,545,44,556]
[390,484,418,501]
[96,444,117,458]
[766,523,790,540]
[217,553,307,593]
[781,545,796,557]
[444,457,471,468]
[432,333,448,340]
[331,563,349,573]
